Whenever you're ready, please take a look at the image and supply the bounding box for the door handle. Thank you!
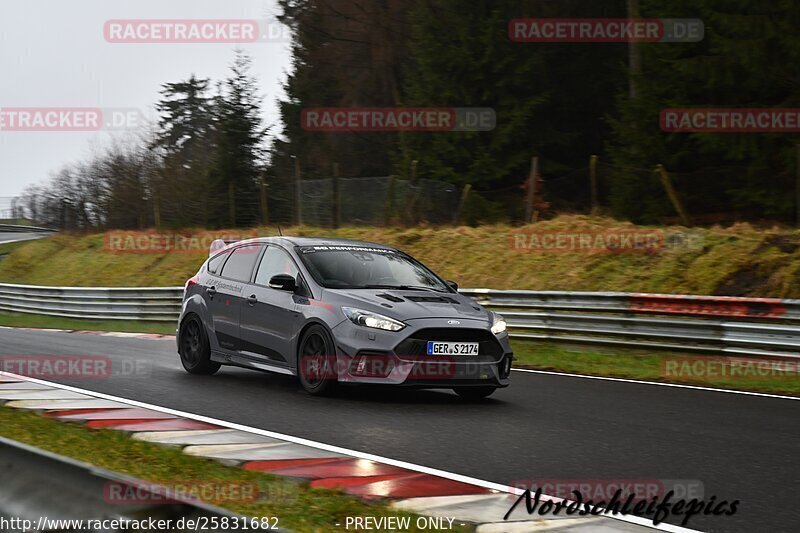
[247,294,258,306]
[207,286,216,298]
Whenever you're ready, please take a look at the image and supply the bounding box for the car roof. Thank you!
[236,235,399,251]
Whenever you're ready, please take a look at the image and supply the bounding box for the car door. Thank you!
[208,244,263,352]
[238,245,302,364]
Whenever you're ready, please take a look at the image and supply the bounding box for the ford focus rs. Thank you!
[177,236,513,398]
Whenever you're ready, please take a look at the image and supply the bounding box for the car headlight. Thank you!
[342,307,406,332]
[491,313,507,335]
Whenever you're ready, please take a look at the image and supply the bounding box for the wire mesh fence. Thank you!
[11,159,776,231]
[292,176,462,226]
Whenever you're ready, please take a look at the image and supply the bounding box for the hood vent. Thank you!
[377,293,405,303]
[405,295,460,304]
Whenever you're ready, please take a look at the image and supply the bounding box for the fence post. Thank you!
[524,156,539,223]
[453,184,472,225]
[405,160,420,225]
[384,175,396,226]
[294,157,302,226]
[153,187,161,229]
[656,164,691,226]
[260,173,269,226]
[590,154,599,215]
[796,144,800,227]
[228,182,236,227]
[332,162,340,229]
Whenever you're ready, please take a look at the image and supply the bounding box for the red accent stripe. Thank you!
[629,294,786,319]
[244,458,348,472]
[86,419,161,428]
[268,458,410,479]
[311,473,492,498]
[107,419,223,431]
[44,408,121,417]
[52,408,177,421]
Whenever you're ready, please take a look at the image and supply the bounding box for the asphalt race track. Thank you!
[0,327,797,532]
[0,232,46,244]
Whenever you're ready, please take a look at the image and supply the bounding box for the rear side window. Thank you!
[220,245,262,282]
[207,251,230,275]
[255,246,299,286]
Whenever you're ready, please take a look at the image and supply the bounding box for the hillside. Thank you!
[0,216,798,297]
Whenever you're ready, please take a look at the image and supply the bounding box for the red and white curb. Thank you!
[0,372,698,532]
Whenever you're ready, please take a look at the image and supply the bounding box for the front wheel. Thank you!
[179,315,221,375]
[453,386,496,401]
[297,325,338,396]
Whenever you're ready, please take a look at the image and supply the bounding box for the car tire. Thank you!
[453,386,496,400]
[297,324,338,396]
[179,314,221,375]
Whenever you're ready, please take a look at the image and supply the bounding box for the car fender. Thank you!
[178,292,219,352]
[291,317,339,369]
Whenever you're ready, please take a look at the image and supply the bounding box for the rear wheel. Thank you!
[453,386,496,400]
[179,315,220,375]
[297,325,337,395]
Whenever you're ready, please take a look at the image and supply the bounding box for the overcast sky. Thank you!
[0,0,292,197]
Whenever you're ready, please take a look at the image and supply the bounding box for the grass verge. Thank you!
[512,339,800,396]
[0,405,472,533]
[1,216,799,297]
[0,311,175,335]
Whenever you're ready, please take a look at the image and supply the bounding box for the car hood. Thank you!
[323,288,491,322]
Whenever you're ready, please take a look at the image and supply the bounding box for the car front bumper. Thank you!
[330,317,514,388]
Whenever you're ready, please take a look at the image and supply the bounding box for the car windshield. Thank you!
[297,245,450,291]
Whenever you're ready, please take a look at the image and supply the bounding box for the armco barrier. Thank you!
[0,223,56,233]
[0,283,798,358]
[0,436,253,528]
[0,283,183,321]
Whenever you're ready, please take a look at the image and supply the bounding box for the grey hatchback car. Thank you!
[177,237,513,398]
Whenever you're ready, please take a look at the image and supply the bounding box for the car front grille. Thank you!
[394,328,504,360]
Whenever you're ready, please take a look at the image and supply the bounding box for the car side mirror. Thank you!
[269,274,297,292]
[446,280,459,291]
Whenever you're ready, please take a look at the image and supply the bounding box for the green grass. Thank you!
[0,311,175,334]
[512,339,800,396]
[0,406,473,533]
[1,216,799,297]
[0,239,33,256]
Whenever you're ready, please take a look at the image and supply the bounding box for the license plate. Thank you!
[426,341,479,356]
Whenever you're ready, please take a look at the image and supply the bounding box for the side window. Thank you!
[220,245,262,282]
[255,246,299,286]
[207,250,230,275]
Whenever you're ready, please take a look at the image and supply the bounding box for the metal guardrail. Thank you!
[0,437,258,532]
[460,289,800,359]
[0,283,798,358]
[0,224,55,233]
[0,284,183,322]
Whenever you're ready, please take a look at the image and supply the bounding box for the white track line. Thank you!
[512,368,800,401]
[0,370,698,533]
